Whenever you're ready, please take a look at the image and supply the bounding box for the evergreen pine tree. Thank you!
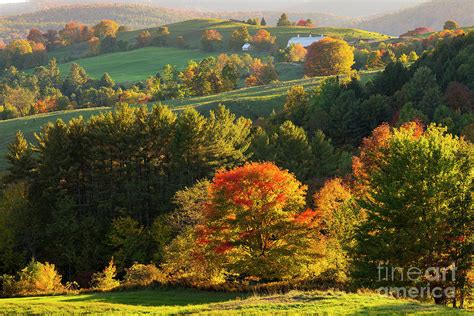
[274,121,313,180]
[277,13,291,27]
[6,131,35,183]
[99,72,115,89]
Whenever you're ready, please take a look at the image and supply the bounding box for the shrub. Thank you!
[1,259,64,296]
[123,263,166,287]
[0,274,17,297]
[91,258,120,291]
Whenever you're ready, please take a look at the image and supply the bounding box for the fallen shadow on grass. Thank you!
[61,289,465,314]
[62,287,246,307]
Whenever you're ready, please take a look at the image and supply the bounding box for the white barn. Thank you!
[242,43,253,51]
[287,34,325,48]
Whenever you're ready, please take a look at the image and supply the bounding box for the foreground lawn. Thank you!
[0,288,467,315]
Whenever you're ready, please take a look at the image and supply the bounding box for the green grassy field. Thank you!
[119,18,392,49]
[54,47,302,84]
[0,76,325,171]
[48,18,391,65]
[37,18,390,86]
[56,47,219,83]
[0,288,468,315]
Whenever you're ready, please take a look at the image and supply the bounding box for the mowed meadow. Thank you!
[49,18,391,62]
[118,18,391,48]
[0,288,469,315]
[56,47,219,83]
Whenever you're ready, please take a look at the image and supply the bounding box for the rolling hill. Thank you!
[47,18,391,63]
[355,0,474,36]
[0,76,327,171]
[55,47,220,83]
[0,4,208,42]
[0,3,363,42]
[119,18,391,49]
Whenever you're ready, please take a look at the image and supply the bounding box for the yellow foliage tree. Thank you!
[304,37,354,76]
[94,20,120,37]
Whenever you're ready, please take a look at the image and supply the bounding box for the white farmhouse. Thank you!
[287,34,325,48]
[242,43,253,51]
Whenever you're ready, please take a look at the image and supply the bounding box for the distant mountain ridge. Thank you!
[1,0,473,42]
[355,0,474,36]
[0,3,351,42]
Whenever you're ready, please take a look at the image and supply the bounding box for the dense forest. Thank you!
[0,30,472,307]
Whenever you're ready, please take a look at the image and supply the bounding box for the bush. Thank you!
[1,259,64,296]
[123,263,166,287]
[91,258,120,291]
[0,274,17,297]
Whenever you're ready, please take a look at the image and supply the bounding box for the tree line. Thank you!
[0,53,278,120]
[0,20,125,70]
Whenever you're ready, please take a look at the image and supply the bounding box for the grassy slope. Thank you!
[0,77,325,171]
[38,19,389,85]
[119,18,392,49]
[56,47,219,83]
[49,18,391,63]
[0,288,467,314]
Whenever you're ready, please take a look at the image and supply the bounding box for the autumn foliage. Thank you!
[287,44,307,62]
[94,20,120,37]
[201,29,223,51]
[251,29,276,51]
[304,37,354,76]
[400,27,434,37]
[296,19,315,27]
[194,162,321,279]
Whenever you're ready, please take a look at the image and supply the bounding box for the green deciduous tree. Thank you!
[277,13,291,27]
[352,123,473,307]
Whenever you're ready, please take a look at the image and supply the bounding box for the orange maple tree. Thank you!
[251,29,276,51]
[198,162,320,279]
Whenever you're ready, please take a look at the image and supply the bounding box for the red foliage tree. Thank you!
[445,82,473,112]
[296,19,315,27]
[400,27,434,37]
[198,162,321,279]
[27,28,45,44]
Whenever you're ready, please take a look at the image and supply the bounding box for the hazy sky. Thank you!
[0,0,430,17]
[0,0,28,3]
[151,0,429,17]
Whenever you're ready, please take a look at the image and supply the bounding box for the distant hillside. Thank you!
[0,2,41,16]
[40,18,389,63]
[0,3,352,42]
[0,4,208,41]
[282,0,426,19]
[118,19,390,50]
[356,0,474,36]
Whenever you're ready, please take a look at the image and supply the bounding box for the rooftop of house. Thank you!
[287,34,325,47]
